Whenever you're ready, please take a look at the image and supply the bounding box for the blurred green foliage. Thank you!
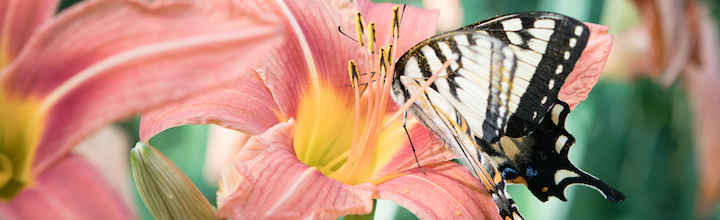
[55,0,720,219]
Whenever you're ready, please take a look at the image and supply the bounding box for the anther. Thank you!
[378,47,386,76]
[392,5,400,38]
[348,60,359,89]
[354,13,365,46]
[367,22,376,54]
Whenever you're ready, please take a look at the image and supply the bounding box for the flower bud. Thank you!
[131,142,217,220]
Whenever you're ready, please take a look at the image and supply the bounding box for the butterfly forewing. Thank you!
[460,12,590,137]
[393,31,520,144]
[391,31,526,219]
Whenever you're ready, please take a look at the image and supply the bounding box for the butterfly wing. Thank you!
[391,31,526,219]
[491,101,626,203]
[393,31,522,144]
[460,12,590,137]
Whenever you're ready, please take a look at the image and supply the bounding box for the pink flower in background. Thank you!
[0,0,283,219]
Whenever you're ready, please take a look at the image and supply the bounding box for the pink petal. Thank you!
[139,73,282,141]
[237,0,362,118]
[218,119,377,219]
[559,23,614,110]
[0,0,59,63]
[355,0,440,56]
[0,155,136,220]
[371,121,455,180]
[684,14,720,212]
[203,126,251,185]
[238,0,438,118]
[0,0,284,175]
[376,162,501,220]
[72,125,134,209]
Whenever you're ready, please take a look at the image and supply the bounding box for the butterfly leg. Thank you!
[403,111,426,175]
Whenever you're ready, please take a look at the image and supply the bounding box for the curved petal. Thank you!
[354,0,440,56]
[0,0,59,66]
[238,0,362,118]
[139,73,282,141]
[218,120,377,219]
[370,120,454,181]
[375,162,501,220]
[0,0,284,178]
[559,23,613,110]
[238,0,438,118]
[0,155,136,220]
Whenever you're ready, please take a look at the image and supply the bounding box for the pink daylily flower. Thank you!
[141,0,613,219]
[0,0,283,219]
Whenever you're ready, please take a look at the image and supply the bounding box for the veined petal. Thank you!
[139,73,282,141]
[559,23,613,110]
[0,155,136,220]
[218,119,377,219]
[354,0,440,56]
[368,120,454,182]
[239,0,363,118]
[0,0,284,199]
[238,0,438,118]
[376,162,501,220]
[0,0,59,67]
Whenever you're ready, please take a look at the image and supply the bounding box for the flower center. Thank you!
[0,90,43,200]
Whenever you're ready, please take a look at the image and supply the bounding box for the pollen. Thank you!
[404,189,409,194]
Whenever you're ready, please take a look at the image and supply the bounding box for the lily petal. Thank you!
[0,0,59,66]
[0,155,136,220]
[354,0,440,56]
[0,0,284,181]
[238,0,362,118]
[139,73,282,141]
[375,162,501,220]
[370,121,454,181]
[217,119,377,219]
[559,23,614,110]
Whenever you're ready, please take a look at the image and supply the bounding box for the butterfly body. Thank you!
[391,12,624,220]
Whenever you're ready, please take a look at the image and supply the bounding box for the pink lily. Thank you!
[0,0,283,219]
[140,0,613,219]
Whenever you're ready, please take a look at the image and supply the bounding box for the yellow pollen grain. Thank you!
[410,181,414,184]
[457,211,462,216]
[404,189,409,194]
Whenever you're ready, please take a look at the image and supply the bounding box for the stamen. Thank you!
[378,47,386,83]
[347,60,359,89]
[383,55,458,130]
[385,44,394,71]
[348,60,361,157]
[367,22,376,54]
[354,12,365,46]
[391,5,401,39]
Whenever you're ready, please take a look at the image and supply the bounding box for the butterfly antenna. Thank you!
[397,4,407,37]
[338,26,358,43]
[403,111,426,175]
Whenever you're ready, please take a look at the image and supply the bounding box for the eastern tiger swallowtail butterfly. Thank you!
[390,11,625,220]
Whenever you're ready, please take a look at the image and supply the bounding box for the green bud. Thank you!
[131,142,217,220]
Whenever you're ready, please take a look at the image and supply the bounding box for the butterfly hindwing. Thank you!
[460,12,590,137]
[490,101,625,203]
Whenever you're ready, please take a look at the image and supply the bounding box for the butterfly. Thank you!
[390,12,625,220]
